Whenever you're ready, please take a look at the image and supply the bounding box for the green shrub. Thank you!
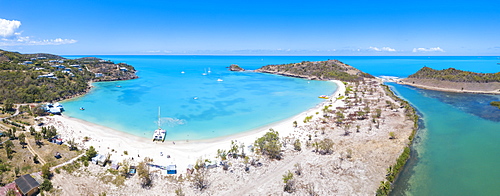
[39,179,53,192]
[86,146,97,161]
[293,139,301,151]
[282,170,295,193]
[254,129,282,160]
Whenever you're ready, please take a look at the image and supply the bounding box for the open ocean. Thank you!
[63,55,499,195]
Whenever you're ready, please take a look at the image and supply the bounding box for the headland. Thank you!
[399,67,500,94]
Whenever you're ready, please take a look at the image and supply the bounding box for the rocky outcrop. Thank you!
[229,64,245,71]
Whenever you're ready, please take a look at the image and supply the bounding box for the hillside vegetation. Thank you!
[256,60,374,81]
[0,49,138,104]
[407,67,500,83]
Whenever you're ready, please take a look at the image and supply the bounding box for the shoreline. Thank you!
[49,77,416,195]
[45,80,346,172]
[397,79,500,94]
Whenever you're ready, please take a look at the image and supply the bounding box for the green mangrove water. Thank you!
[389,84,500,196]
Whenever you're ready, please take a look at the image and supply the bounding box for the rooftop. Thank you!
[14,174,40,195]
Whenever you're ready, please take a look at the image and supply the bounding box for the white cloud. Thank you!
[0,18,77,46]
[412,47,445,52]
[0,18,21,37]
[369,46,397,52]
[0,37,77,46]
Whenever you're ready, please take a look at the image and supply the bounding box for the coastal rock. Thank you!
[229,64,245,71]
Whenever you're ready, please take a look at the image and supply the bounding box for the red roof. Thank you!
[0,182,21,196]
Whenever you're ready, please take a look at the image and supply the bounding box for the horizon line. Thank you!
[60,54,500,57]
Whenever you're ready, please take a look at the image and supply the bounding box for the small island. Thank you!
[399,67,500,94]
[228,64,245,71]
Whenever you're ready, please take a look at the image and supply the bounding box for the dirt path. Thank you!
[51,153,85,171]
[26,140,46,165]
[231,150,308,195]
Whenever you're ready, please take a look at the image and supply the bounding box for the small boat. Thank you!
[202,68,207,75]
[217,78,223,82]
[181,71,185,74]
[193,97,198,100]
[80,107,85,110]
[116,85,121,88]
[207,68,211,73]
[318,95,329,99]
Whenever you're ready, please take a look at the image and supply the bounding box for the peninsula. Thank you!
[256,60,374,81]
[0,49,139,195]
[399,67,500,94]
[0,49,138,103]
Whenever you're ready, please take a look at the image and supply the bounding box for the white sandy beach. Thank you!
[48,78,416,195]
[45,80,346,172]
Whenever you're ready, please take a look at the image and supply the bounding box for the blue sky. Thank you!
[0,0,499,55]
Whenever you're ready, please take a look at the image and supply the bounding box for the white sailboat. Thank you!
[202,68,207,75]
[152,107,166,142]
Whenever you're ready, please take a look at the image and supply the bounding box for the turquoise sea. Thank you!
[61,56,339,140]
[63,55,499,194]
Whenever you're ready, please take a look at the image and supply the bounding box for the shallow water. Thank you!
[388,83,500,195]
[62,56,337,140]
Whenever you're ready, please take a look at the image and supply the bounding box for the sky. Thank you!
[0,0,499,55]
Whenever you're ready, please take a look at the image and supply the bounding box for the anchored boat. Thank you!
[152,107,166,142]
[318,95,329,99]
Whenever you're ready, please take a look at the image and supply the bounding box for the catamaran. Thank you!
[152,107,166,142]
